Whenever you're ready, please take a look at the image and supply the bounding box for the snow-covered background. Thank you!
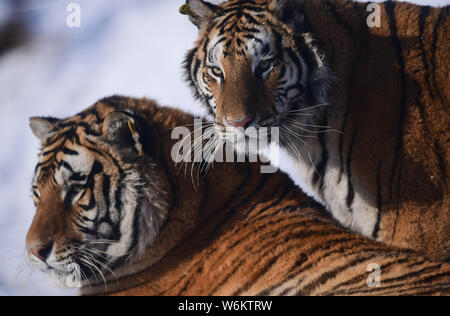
[0,0,447,296]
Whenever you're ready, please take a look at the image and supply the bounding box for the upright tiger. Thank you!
[27,96,449,295]
[182,0,450,261]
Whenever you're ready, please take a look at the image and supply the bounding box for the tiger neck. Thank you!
[287,0,368,162]
[279,0,369,215]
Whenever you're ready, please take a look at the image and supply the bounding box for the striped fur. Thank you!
[27,96,449,295]
[183,0,450,261]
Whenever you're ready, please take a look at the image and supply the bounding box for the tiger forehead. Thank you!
[204,7,289,60]
[206,26,275,63]
[217,0,270,14]
[35,141,94,180]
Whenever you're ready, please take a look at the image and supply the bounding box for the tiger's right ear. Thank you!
[29,117,59,143]
[269,0,305,32]
[103,111,144,161]
[181,0,219,29]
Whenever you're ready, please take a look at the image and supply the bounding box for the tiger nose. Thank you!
[27,242,53,262]
[226,117,253,129]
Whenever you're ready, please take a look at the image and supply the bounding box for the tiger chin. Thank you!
[26,96,450,296]
[182,0,450,261]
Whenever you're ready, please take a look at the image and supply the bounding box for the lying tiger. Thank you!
[26,96,449,295]
[182,0,450,261]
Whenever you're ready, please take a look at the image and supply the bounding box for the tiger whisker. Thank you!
[287,103,331,112]
[200,136,223,175]
[86,239,121,245]
[72,246,108,260]
[70,256,91,288]
[174,125,208,170]
[280,128,320,176]
[80,255,107,289]
[283,118,343,134]
[182,128,215,182]
[81,251,117,281]
[282,118,332,129]
[189,129,217,185]
[281,131,305,164]
[206,137,225,174]
[281,124,311,149]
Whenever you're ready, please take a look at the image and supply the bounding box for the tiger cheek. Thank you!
[209,80,222,112]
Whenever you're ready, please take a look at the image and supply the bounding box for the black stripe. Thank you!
[430,8,446,101]
[208,226,347,296]
[271,30,284,62]
[326,256,426,294]
[232,256,279,296]
[299,253,379,295]
[79,191,95,211]
[247,185,296,218]
[256,237,372,296]
[102,174,111,212]
[69,173,86,182]
[345,131,357,212]
[313,114,329,195]
[242,12,260,25]
[419,6,433,95]
[241,184,285,218]
[372,162,382,239]
[385,1,407,198]
[338,17,367,182]
[58,160,74,173]
[325,1,355,37]
[377,264,443,286]
[338,106,350,183]
[222,213,330,259]
[62,147,79,155]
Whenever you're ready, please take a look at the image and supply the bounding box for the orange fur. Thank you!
[27,96,450,296]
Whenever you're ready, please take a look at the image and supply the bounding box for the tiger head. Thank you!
[184,0,334,152]
[26,102,170,288]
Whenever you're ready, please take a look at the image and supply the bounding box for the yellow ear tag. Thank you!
[128,120,137,136]
[179,3,192,16]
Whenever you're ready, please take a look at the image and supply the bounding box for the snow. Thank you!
[0,3,10,27]
[0,0,447,296]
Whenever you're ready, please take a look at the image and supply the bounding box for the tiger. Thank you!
[27,96,450,296]
[181,0,450,261]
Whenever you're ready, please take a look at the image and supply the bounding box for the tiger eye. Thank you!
[259,60,272,72]
[211,67,223,77]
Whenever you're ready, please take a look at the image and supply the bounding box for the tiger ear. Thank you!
[103,111,144,161]
[269,0,305,31]
[29,117,59,143]
[181,0,219,29]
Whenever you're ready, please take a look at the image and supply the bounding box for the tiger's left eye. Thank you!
[258,60,273,72]
[211,67,223,77]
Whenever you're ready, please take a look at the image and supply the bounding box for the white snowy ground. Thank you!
[0,0,447,296]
